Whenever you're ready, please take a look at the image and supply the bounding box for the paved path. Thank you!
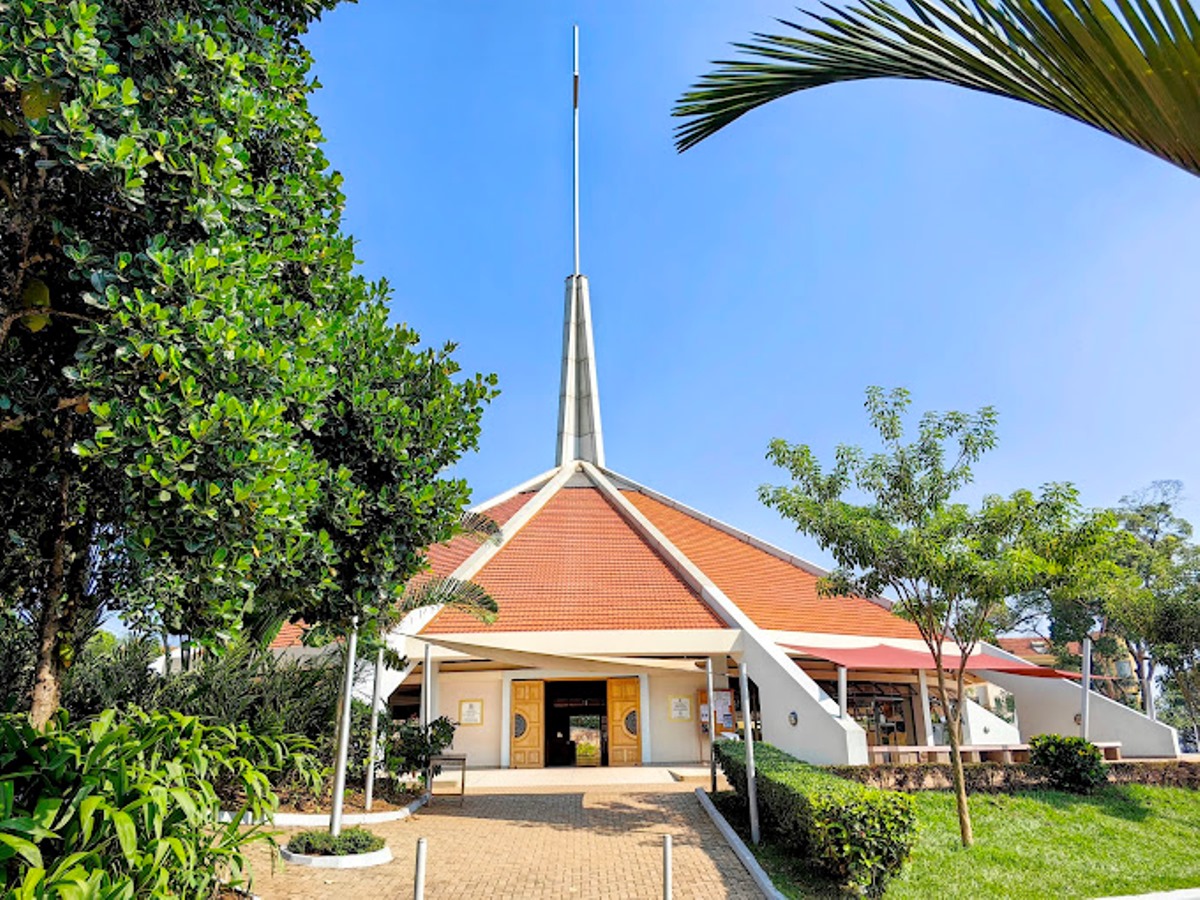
[249,785,763,899]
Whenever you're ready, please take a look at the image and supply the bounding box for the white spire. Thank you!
[556,27,605,468]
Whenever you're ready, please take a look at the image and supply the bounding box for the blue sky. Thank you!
[305,2,1200,569]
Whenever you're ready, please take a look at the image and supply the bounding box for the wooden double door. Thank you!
[510,677,641,768]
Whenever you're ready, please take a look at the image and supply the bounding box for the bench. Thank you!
[429,753,467,805]
[868,740,1122,765]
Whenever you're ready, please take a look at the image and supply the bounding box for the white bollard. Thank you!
[414,837,427,900]
[662,834,672,899]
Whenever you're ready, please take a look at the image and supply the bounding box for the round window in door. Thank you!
[513,713,528,739]
[623,709,638,737]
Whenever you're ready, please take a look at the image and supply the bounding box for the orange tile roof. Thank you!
[423,488,727,633]
[269,491,539,648]
[426,490,536,578]
[623,490,923,640]
[269,621,307,650]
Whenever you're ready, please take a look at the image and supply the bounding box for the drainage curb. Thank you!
[279,845,393,869]
[694,788,785,900]
[220,792,429,828]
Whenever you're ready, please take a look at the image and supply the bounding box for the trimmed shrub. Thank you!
[826,762,1048,793]
[287,827,385,856]
[0,708,321,897]
[715,741,915,897]
[1030,734,1107,793]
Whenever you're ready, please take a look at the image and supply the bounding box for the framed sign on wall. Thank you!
[459,699,484,726]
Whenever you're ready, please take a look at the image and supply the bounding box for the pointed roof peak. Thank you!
[556,274,605,467]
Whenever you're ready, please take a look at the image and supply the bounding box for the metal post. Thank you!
[422,642,431,728]
[414,836,427,900]
[738,662,760,845]
[329,616,359,837]
[705,657,717,793]
[837,665,848,719]
[571,26,580,277]
[1081,636,1092,740]
[365,646,384,811]
[662,834,672,899]
[1144,655,1157,720]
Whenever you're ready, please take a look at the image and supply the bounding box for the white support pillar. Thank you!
[1081,637,1092,741]
[738,662,760,846]
[329,617,358,837]
[918,669,935,747]
[365,647,384,811]
[421,642,431,728]
[837,666,848,719]
[705,657,717,792]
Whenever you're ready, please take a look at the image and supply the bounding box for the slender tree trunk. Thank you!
[935,662,973,847]
[162,628,171,677]
[29,462,72,728]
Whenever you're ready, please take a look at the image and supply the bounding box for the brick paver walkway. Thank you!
[248,785,764,899]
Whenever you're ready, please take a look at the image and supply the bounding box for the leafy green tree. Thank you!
[1109,482,1199,716]
[673,0,1200,178]
[0,1,494,725]
[760,386,1115,847]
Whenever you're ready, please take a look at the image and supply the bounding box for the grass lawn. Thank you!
[716,786,1200,899]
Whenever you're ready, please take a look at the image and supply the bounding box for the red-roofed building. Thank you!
[275,137,1178,766]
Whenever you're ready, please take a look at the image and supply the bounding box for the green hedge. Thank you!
[715,741,916,897]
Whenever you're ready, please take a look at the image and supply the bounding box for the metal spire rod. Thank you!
[573,24,580,277]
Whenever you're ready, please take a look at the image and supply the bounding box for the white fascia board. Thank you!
[600,466,894,612]
[414,628,742,659]
[418,639,708,673]
[469,467,560,513]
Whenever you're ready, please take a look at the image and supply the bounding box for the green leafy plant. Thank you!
[0,0,494,728]
[385,715,456,783]
[0,707,321,897]
[716,741,915,897]
[1029,734,1107,793]
[286,827,385,856]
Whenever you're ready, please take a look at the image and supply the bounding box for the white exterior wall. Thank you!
[738,636,868,765]
[961,697,1022,744]
[436,671,505,768]
[984,672,1179,758]
[647,673,707,763]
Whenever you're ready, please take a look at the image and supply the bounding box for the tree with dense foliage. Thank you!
[760,386,1117,847]
[673,0,1200,179]
[1107,482,1199,716]
[0,1,495,726]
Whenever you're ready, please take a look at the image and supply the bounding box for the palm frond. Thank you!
[401,576,499,624]
[673,0,1200,177]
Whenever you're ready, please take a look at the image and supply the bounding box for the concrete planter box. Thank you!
[220,792,428,828]
[280,845,393,869]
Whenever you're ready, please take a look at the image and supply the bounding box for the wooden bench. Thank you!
[869,740,1121,765]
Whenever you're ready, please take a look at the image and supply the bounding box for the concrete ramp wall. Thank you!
[983,671,1179,758]
[738,633,868,765]
[962,697,1021,744]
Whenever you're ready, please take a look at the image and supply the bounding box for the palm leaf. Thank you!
[673,0,1200,177]
[400,576,499,624]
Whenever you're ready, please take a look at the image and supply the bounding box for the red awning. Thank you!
[782,643,1080,679]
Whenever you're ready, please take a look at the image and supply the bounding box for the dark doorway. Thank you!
[546,680,608,767]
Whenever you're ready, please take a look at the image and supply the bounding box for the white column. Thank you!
[329,617,359,837]
[705,657,717,792]
[1081,637,1092,740]
[365,647,384,811]
[837,666,848,719]
[918,669,935,747]
[738,662,760,845]
[639,673,653,764]
[421,642,431,728]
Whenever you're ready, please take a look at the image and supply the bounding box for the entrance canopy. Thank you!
[783,643,1081,679]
